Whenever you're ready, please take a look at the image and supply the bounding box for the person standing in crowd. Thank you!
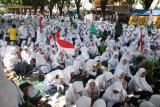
[7,24,17,44]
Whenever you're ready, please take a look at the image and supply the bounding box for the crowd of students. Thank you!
[0,14,160,107]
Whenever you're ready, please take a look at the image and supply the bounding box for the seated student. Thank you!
[65,81,84,107]
[52,51,65,70]
[115,57,133,79]
[84,79,100,104]
[128,68,153,97]
[43,70,66,96]
[61,65,77,86]
[108,52,119,74]
[70,68,88,86]
[102,82,127,107]
[95,72,114,94]
[19,79,50,107]
[114,69,128,90]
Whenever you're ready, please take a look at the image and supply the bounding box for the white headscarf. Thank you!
[115,57,133,78]
[114,69,124,81]
[139,101,155,107]
[108,52,119,70]
[130,68,153,93]
[96,72,114,91]
[102,82,127,107]
[62,65,76,82]
[93,99,106,107]
[85,79,100,98]
[76,96,91,107]
[149,94,160,107]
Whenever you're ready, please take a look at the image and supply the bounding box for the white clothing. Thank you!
[93,99,106,107]
[128,68,153,93]
[75,96,91,107]
[95,72,114,91]
[139,101,155,107]
[149,94,160,107]
[65,81,84,106]
[0,63,24,107]
[102,82,127,107]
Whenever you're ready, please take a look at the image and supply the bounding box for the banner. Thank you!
[128,15,160,28]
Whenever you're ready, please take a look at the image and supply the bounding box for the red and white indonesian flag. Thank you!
[56,32,75,55]
[139,29,143,53]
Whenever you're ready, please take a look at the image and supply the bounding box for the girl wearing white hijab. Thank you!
[108,52,119,74]
[0,41,7,59]
[43,70,64,96]
[65,81,84,106]
[84,79,100,103]
[102,82,127,107]
[115,57,133,78]
[62,65,77,86]
[89,42,99,58]
[95,72,114,92]
[128,68,153,93]
[114,69,128,89]
[0,63,24,107]
[75,96,91,107]
[139,101,155,107]
[149,94,160,107]
[3,46,19,71]
[21,46,31,64]
[93,99,106,107]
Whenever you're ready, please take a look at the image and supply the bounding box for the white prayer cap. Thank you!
[139,101,155,107]
[76,96,91,107]
[93,99,106,107]
[73,81,84,93]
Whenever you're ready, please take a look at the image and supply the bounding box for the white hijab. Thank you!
[93,99,106,107]
[62,65,76,82]
[139,101,155,107]
[0,63,24,107]
[116,57,133,78]
[131,68,153,93]
[149,94,160,107]
[85,79,100,97]
[75,96,91,107]
[96,72,114,91]
[102,82,127,102]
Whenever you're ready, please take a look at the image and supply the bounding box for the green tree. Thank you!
[48,0,57,17]
[100,0,108,20]
[31,0,39,14]
[126,0,135,10]
[39,0,48,14]
[141,0,153,9]
[57,0,70,16]
[75,0,81,19]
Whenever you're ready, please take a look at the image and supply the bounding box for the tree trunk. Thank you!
[34,7,37,15]
[100,1,107,20]
[59,7,63,16]
[49,7,53,17]
[40,5,44,14]
[76,3,80,19]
